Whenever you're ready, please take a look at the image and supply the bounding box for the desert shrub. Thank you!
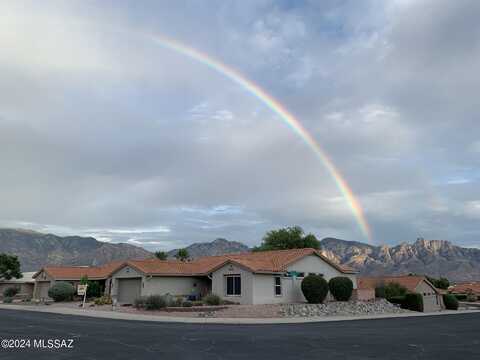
[375,286,386,298]
[454,294,467,301]
[3,297,13,304]
[443,294,459,310]
[3,287,19,298]
[173,297,183,307]
[87,281,102,298]
[203,294,221,306]
[191,300,204,307]
[144,295,167,310]
[182,301,193,307]
[403,293,423,312]
[48,282,75,302]
[134,296,147,309]
[328,277,353,301]
[94,295,112,306]
[301,274,329,304]
[388,295,406,307]
[466,293,477,302]
[384,282,408,299]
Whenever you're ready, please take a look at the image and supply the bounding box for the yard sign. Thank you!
[77,284,88,308]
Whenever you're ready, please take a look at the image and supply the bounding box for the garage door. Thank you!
[423,294,440,312]
[36,282,51,300]
[117,278,142,304]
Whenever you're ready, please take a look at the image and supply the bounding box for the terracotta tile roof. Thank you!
[33,248,357,279]
[125,248,357,276]
[358,275,436,293]
[450,282,480,295]
[34,260,125,280]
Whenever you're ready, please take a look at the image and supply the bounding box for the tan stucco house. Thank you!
[0,272,36,299]
[32,248,358,305]
[358,275,444,312]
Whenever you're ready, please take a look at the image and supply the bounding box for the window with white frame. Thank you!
[225,275,241,296]
[274,276,282,296]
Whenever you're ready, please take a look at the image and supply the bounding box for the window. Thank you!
[274,277,282,296]
[225,275,241,296]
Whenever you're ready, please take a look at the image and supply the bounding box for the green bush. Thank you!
[328,277,353,301]
[403,293,423,312]
[3,297,13,303]
[145,295,167,310]
[443,294,459,310]
[191,300,203,307]
[3,287,19,298]
[182,301,193,307]
[375,286,386,298]
[384,282,408,299]
[134,296,147,309]
[388,295,406,306]
[48,282,75,302]
[87,281,102,298]
[453,294,467,301]
[203,294,221,306]
[301,275,329,304]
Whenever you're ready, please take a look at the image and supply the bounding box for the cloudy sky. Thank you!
[1,0,479,250]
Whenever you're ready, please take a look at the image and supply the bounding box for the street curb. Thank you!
[1,304,478,324]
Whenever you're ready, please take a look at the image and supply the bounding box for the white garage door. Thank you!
[423,294,441,312]
[117,278,142,304]
[36,282,51,300]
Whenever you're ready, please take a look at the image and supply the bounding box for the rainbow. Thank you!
[144,34,372,242]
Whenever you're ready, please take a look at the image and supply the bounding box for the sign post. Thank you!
[77,284,88,308]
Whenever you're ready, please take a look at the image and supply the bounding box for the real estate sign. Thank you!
[77,284,88,296]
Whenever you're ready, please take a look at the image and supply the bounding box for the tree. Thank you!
[253,226,320,251]
[155,251,168,260]
[175,249,189,262]
[0,253,22,280]
[79,275,102,298]
[426,276,450,290]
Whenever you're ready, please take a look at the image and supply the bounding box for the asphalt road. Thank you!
[0,309,479,360]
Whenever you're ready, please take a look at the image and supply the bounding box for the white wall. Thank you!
[211,263,254,304]
[110,265,144,299]
[252,274,305,304]
[286,254,358,289]
[143,276,209,299]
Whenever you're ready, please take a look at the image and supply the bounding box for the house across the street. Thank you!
[0,272,36,300]
[358,275,443,312]
[32,248,359,305]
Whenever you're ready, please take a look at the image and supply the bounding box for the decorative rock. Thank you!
[280,299,410,318]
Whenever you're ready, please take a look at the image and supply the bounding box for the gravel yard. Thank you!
[25,299,410,318]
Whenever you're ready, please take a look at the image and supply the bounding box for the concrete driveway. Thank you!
[0,309,479,359]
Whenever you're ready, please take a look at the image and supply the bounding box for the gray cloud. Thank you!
[0,0,479,249]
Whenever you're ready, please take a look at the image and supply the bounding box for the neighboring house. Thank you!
[108,248,358,305]
[32,261,124,301]
[358,275,443,312]
[0,272,36,299]
[449,282,480,300]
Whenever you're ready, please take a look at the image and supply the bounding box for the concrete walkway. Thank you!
[0,303,478,324]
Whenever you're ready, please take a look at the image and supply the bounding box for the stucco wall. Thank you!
[143,276,209,299]
[252,274,305,304]
[33,270,55,300]
[211,263,254,304]
[110,265,144,299]
[286,254,358,288]
[211,255,358,305]
[415,280,442,312]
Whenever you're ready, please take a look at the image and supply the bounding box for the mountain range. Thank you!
[0,229,152,271]
[1,228,479,282]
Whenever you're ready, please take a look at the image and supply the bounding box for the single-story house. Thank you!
[358,275,443,312]
[0,272,36,299]
[449,282,480,299]
[32,261,124,300]
[108,248,358,305]
[31,248,358,304]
